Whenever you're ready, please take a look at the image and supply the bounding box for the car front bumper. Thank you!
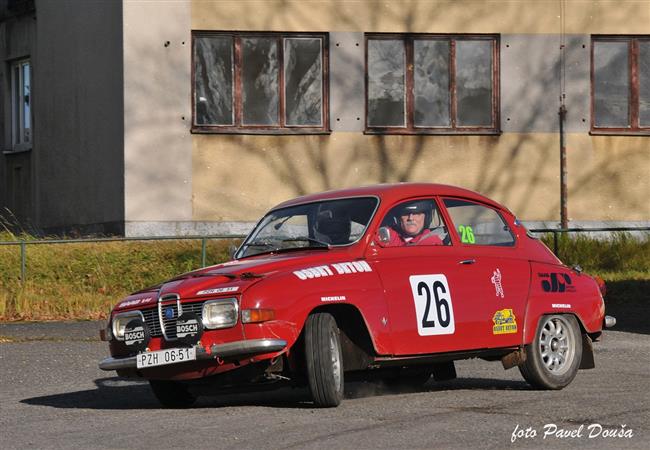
[98,338,287,371]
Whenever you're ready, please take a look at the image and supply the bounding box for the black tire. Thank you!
[149,380,197,408]
[519,314,582,390]
[305,312,344,407]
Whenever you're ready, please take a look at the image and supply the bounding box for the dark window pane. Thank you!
[639,41,650,127]
[13,65,20,143]
[23,63,30,138]
[284,38,322,126]
[594,41,629,127]
[456,40,493,127]
[194,36,233,125]
[242,38,279,125]
[414,40,450,127]
[368,40,405,127]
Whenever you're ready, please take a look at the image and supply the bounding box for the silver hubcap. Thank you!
[539,316,575,375]
[329,329,342,388]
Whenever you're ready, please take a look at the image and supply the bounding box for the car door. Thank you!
[441,197,530,349]
[367,198,490,356]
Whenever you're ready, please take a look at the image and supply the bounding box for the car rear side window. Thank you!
[443,198,515,246]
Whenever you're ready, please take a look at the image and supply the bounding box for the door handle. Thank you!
[459,259,476,265]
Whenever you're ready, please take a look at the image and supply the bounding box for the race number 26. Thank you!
[409,274,455,336]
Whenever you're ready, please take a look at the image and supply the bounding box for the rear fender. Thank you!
[523,263,605,345]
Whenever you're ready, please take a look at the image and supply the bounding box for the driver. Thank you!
[382,200,443,247]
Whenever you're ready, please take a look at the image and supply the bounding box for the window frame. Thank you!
[590,35,650,135]
[441,197,516,248]
[9,58,32,152]
[191,31,330,135]
[364,33,500,135]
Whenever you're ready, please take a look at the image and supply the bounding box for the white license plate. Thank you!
[136,347,196,369]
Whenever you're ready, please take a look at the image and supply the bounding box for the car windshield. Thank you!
[236,197,379,258]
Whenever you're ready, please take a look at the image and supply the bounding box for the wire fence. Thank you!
[527,227,650,257]
[0,234,246,284]
[1,227,648,284]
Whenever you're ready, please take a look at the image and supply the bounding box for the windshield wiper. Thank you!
[281,237,330,248]
[244,240,276,248]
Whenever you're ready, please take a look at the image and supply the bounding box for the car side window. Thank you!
[443,198,515,246]
[378,199,451,246]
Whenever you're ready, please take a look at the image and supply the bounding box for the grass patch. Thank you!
[1,231,647,322]
[540,232,650,276]
[0,236,240,321]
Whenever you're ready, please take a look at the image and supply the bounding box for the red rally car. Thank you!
[99,183,615,407]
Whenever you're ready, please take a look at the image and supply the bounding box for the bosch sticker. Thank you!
[409,274,455,336]
[196,286,239,296]
[492,309,518,335]
[539,273,575,293]
[491,268,504,298]
[294,261,372,280]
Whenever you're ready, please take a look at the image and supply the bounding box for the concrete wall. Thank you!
[32,0,124,233]
[180,0,649,235]
[123,0,193,236]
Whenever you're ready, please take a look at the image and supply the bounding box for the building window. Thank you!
[365,34,499,134]
[10,59,31,149]
[192,32,329,134]
[591,36,650,134]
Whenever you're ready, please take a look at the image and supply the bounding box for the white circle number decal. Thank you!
[409,274,455,336]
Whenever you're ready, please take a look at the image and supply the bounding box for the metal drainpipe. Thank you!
[559,104,568,229]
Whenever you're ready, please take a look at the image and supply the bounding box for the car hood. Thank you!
[113,249,353,311]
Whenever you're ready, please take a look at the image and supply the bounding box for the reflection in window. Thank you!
[194,36,233,125]
[591,36,649,132]
[456,40,492,126]
[242,38,279,125]
[366,35,498,133]
[368,40,405,127]
[593,41,629,127]
[192,32,328,132]
[285,38,322,126]
[11,59,31,148]
[414,40,450,127]
[639,41,650,126]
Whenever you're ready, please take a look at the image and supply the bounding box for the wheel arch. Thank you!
[306,303,377,371]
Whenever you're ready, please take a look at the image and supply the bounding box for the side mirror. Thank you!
[229,244,238,259]
[378,226,391,245]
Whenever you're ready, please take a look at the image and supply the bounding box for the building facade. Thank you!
[1,0,649,236]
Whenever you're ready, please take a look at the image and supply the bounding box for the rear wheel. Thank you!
[149,380,197,408]
[519,314,582,390]
[305,312,344,407]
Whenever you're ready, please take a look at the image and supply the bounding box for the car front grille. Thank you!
[141,301,204,340]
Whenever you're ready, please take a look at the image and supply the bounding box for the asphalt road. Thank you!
[0,321,647,450]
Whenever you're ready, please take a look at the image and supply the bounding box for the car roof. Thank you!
[272,183,509,213]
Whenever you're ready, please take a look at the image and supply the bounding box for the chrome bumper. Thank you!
[98,338,287,371]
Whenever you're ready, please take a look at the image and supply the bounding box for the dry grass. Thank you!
[0,235,240,321]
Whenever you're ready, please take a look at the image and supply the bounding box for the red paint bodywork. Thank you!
[105,184,605,381]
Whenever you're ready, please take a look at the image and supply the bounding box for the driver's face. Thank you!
[400,211,425,236]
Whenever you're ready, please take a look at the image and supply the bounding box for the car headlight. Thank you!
[202,298,238,329]
[112,311,144,341]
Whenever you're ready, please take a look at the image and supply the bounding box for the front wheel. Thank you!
[149,380,197,408]
[305,312,344,407]
[519,314,582,390]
